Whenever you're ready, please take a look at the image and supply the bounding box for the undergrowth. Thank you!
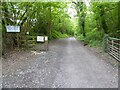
[51,30,69,39]
[76,29,104,47]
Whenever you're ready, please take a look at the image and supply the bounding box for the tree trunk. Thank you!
[118,1,120,31]
[82,19,86,37]
[49,4,52,39]
[100,6,108,34]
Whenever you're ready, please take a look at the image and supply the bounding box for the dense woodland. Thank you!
[75,2,120,46]
[1,1,120,54]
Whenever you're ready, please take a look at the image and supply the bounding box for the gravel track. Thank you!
[2,37,118,88]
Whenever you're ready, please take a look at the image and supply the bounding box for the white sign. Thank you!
[6,26,20,32]
[37,36,44,42]
[45,36,48,41]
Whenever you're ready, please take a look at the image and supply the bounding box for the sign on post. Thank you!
[37,36,44,42]
[36,36,48,51]
[45,36,48,41]
[6,26,20,32]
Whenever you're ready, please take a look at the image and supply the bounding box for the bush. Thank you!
[51,30,69,39]
[77,28,104,47]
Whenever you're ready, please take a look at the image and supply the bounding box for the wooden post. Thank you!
[17,33,19,49]
[10,33,14,50]
[112,40,114,54]
[46,39,48,51]
[103,34,109,52]
[44,36,48,51]
[118,43,120,61]
[107,36,109,53]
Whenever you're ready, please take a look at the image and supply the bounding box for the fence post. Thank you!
[112,40,114,54]
[103,34,109,52]
[118,44,120,61]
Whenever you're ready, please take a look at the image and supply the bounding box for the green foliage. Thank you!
[2,1,119,53]
[51,30,69,39]
[91,2,119,37]
[77,28,104,47]
[2,2,75,52]
[76,2,120,47]
[74,2,86,37]
[85,29,104,47]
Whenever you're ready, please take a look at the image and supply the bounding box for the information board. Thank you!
[37,36,44,42]
[6,26,20,32]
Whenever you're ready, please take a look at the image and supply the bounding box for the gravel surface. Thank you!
[2,37,118,88]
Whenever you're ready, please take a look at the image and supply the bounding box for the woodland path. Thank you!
[2,37,118,88]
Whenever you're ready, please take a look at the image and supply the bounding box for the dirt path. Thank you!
[2,37,118,88]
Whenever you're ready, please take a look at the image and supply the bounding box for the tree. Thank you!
[73,1,86,37]
[2,2,75,53]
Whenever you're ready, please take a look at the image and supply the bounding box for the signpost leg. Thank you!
[17,33,19,49]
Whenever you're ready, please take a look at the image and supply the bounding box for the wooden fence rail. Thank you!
[104,35,120,61]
